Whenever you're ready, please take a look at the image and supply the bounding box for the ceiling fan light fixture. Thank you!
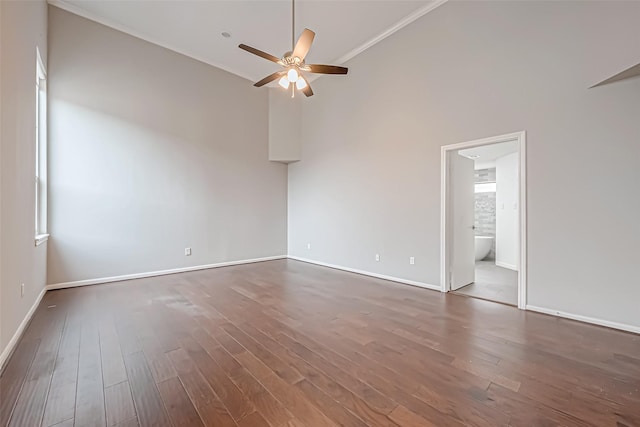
[238,0,348,97]
[295,78,307,90]
[278,76,290,89]
[287,68,299,82]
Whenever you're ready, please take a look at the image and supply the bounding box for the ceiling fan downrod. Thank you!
[291,0,295,100]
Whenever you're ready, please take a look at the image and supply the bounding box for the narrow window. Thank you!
[35,47,48,245]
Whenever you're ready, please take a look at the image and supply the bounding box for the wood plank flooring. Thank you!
[1,259,639,426]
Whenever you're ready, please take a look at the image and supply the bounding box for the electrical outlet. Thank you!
[185,247,191,256]
[307,243,311,250]
[375,254,380,262]
[409,257,415,265]
[20,283,25,298]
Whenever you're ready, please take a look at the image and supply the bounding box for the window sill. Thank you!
[35,234,50,246]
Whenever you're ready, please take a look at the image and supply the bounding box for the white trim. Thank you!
[441,131,528,309]
[36,46,46,79]
[331,0,448,66]
[518,134,528,309]
[440,132,525,153]
[526,305,640,335]
[47,255,287,290]
[35,47,48,239]
[495,261,517,271]
[440,146,447,293]
[48,0,448,84]
[35,234,49,246]
[0,288,47,372]
[287,256,440,292]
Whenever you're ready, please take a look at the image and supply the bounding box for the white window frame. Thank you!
[474,182,497,193]
[35,47,49,246]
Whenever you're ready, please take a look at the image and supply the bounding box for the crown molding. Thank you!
[332,0,449,66]
[48,0,447,84]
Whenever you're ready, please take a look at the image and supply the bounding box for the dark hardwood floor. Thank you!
[1,259,639,426]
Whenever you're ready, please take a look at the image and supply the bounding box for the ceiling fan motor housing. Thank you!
[238,27,347,97]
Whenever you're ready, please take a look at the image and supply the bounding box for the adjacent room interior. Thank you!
[1,0,639,426]
[453,140,520,306]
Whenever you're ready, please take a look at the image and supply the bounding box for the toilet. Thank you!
[475,236,493,261]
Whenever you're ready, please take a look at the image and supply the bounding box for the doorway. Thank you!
[440,132,527,308]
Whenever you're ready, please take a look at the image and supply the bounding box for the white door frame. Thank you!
[440,131,527,309]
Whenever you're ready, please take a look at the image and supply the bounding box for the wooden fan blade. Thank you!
[239,44,281,63]
[254,71,284,87]
[307,64,348,75]
[301,77,313,97]
[292,28,315,60]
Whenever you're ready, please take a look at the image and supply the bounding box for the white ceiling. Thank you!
[458,141,519,170]
[49,0,446,83]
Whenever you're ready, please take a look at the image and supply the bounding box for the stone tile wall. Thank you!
[475,168,496,260]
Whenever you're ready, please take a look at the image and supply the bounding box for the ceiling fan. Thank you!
[238,0,348,97]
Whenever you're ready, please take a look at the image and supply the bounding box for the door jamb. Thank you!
[440,131,527,309]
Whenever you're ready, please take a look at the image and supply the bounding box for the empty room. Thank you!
[1,0,639,426]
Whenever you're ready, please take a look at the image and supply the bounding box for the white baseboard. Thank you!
[46,255,287,290]
[526,305,640,335]
[0,288,47,372]
[287,256,440,292]
[495,260,517,271]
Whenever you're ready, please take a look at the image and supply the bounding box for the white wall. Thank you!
[47,8,287,285]
[0,0,49,363]
[269,88,302,163]
[289,1,640,329]
[495,152,518,270]
[1,0,3,366]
